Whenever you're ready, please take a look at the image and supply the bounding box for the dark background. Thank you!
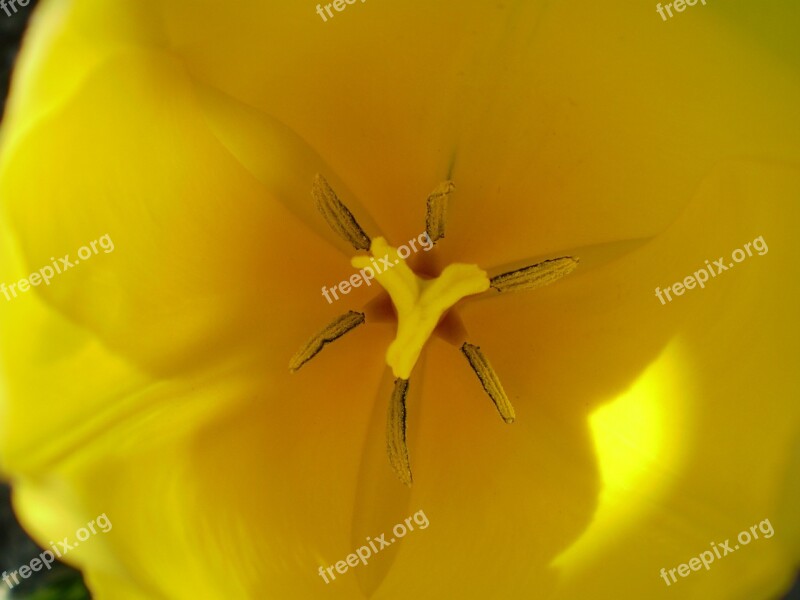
[0,2,797,599]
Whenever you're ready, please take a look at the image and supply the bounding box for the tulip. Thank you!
[0,1,798,598]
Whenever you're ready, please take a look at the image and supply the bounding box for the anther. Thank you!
[312,174,371,250]
[490,257,578,294]
[425,180,455,243]
[289,311,366,372]
[461,342,515,423]
[387,377,412,486]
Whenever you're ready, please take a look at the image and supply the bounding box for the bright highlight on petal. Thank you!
[552,341,689,573]
[351,237,489,378]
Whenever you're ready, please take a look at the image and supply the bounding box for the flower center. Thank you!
[290,174,579,486]
[351,237,489,379]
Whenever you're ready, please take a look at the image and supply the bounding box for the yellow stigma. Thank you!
[351,237,489,378]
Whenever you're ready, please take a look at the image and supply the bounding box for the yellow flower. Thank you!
[0,1,799,599]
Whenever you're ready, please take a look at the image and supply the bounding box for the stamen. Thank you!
[461,342,515,423]
[312,174,371,250]
[490,257,579,294]
[289,311,365,372]
[425,180,455,243]
[387,378,412,486]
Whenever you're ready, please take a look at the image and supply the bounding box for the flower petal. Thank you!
[0,42,370,470]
